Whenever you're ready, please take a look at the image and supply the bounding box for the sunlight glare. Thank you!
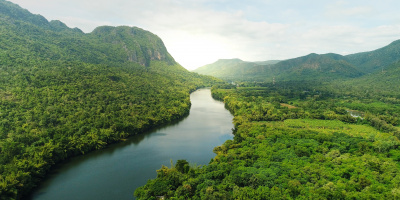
[161,32,231,70]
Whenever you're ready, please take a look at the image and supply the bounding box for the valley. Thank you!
[1,0,400,199]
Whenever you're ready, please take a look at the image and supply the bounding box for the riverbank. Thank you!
[30,88,233,200]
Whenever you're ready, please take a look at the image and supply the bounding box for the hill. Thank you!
[195,54,363,82]
[254,60,281,65]
[90,25,176,66]
[330,61,400,100]
[346,39,400,73]
[0,2,175,68]
[0,0,219,199]
[193,59,266,80]
[193,59,281,81]
[194,40,400,82]
[269,53,363,81]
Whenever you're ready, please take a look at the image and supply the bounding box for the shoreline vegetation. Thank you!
[0,60,219,199]
[135,82,400,199]
[0,1,221,199]
[2,0,400,199]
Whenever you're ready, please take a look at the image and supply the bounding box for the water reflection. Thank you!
[116,113,189,147]
[30,88,233,200]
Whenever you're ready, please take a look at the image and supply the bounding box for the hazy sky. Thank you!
[8,0,400,70]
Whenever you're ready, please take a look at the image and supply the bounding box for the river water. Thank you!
[30,88,233,200]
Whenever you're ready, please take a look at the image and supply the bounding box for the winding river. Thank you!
[30,88,234,200]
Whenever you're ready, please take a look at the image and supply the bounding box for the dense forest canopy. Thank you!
[135,81,400,199]
[137,17,400,200]
[2,0,400,199]
[0,0,221,199]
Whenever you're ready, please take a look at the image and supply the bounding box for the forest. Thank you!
[2,0,400,199]
[0,1,220,199]
[0,60,219,199]
[135,79,400,199]
[194,40,400,83]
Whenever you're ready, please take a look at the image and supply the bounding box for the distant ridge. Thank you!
[267,53,362,81]
[193,59,278,80]
[195,39,400,82]
[346,39,400,73]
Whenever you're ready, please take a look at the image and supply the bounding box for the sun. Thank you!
[160,31,232,71]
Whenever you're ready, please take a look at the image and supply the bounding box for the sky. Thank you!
[8,0,400,70]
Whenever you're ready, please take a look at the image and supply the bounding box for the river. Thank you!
[30,88,234,200]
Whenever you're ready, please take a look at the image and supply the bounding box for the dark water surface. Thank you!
[31,88,233,200]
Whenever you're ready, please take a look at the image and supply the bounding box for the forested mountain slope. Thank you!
[0,0,220,199]
[90,25,176,66]
[346,39,400,73]
[136,41,400,200]
[193,58,248,75]
[266,53,363,81]
[193,59,279,80]
[330,61,400,100]
[195,54,363,82]
[194,40,400,82]
[0,0,175,67]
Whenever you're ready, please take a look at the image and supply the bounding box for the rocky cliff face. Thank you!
[1,0,176,67]
[91,26,176,66]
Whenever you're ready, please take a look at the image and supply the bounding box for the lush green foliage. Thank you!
[194,40,400,82]
[137,11,400,200]
[194,54,365,82]
[330,61,400,101]
[346,40,400,73]
[0,61,207,199]
[136,82,400,199]
[0,1,221,199]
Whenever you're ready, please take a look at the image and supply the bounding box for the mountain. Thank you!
[195,39,400,82]
[193,58,278,80]
[0,0,51,28]
[346,39,400,73]
[335,61,400,98]
[254,60,280,65]
[268,53,363,81]
[195,53,363,81]
[0,0,175,68]
[90,26,176,66]
[194,59,261,79]
[0,1,219,199]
